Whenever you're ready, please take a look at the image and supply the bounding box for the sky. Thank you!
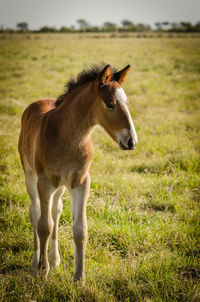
[0,0,200,30]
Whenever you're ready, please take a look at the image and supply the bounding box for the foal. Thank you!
[18,64,138,281]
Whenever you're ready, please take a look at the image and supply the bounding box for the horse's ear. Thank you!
[98,65,112,87]
[113,65,131,84]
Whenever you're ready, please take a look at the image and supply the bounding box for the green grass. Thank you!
[0,33,200,301]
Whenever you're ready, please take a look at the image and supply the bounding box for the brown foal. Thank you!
[18,64,138,281]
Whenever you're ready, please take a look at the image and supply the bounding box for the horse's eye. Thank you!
[105,101,114,110]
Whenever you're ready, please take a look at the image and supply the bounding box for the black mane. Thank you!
[55,64,118,107]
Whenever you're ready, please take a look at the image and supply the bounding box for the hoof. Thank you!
[31,266,39,277]
[31,258,39,277]
[38,261,49,280]
[49,253,60,269]
[39,269,49,281]
[73,273,85,283]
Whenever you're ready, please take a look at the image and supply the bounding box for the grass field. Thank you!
[0,33,200,301]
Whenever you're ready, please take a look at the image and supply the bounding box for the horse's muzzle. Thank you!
[119,139,135,150]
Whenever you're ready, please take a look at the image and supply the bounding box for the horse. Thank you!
[18,64,138,282]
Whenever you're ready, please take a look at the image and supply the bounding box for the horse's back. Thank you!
[18,99,56,171]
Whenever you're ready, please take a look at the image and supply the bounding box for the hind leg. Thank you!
[25,170,40,275]
[37,175,55,278]
[49,186,65,268]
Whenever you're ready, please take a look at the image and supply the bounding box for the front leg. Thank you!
[67,174,90,282]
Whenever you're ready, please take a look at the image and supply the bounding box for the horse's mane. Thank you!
[55,63,118,107]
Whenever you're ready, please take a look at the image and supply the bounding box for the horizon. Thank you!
[0,0,200,30]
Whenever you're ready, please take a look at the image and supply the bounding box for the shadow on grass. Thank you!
[178,266,200,280]
[0,263,30,275]
[141,202,176,213]
[0,239,30,255]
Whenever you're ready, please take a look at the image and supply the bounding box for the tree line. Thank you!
[1,19,200,33]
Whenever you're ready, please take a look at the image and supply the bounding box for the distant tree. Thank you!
[169,22,184,32]
[194,22,200,32]
[120,19,137,32]
[145,24,152,31]
[86,26,100,33]
[155,22,162,31]
[77,19,89,31]
[128,25,137,32]
[171,22,177,30]
[180,22,193,32]
[137,23,147,32]
[102,22,117,32]
[162,21,169,26]
[121,19,134,27]
[17,22,28,31]
[168,22,188,32]
[39,26,57,33]
[60,26,71,33]
[160,22,170,31]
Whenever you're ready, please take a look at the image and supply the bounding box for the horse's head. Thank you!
[95,65,138,150]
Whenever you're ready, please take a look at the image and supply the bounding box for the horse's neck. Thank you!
[55,82,97,144]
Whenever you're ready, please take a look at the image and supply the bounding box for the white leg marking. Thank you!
[67,175,90,281]
[49,187,65,268]
[49,239,60,267]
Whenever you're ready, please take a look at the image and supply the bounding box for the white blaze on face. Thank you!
[115,87,138,147]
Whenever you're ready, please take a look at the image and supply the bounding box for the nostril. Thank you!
[127,138,133,149]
